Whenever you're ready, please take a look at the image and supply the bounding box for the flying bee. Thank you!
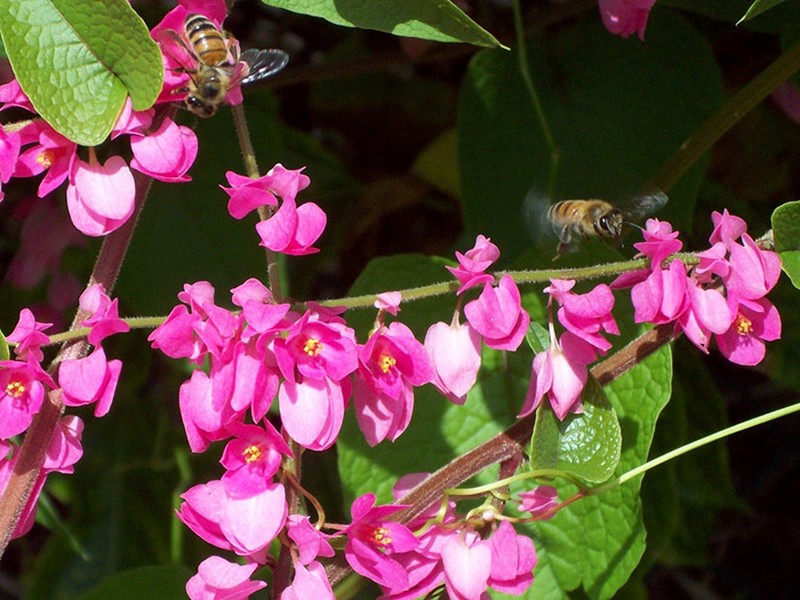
[529,189,668,259]
[163,13,289,117]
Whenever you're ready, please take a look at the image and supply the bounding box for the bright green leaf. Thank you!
[0,0,163,145]
[0,329,8,361]
[261,0,504,48]
[525,320,550,354]
[772,199,800,251]
[778,251,800,288]
[737,0,788,24]
[530,377,621,484]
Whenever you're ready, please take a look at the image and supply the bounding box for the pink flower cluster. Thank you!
[0,284,128,539]
[613,210,781,366]
[599,0,656,40]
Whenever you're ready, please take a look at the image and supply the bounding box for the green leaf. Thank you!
[0,329,9,361]
[530,377,621,484]
[457,9,721,265]
[77,566,192,600]
[525,320,550,354]
[737,0,788,24]
[261,0,504,48]
[772,199,800,251]
[0,0,163,145]
[778,251,800,289]
[529,345,672,598]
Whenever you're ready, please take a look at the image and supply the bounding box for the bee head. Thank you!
[599,208,624,240]
[186,95,217,117]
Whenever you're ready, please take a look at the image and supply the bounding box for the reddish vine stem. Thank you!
[0,107,168,557]
[324,323,675,587]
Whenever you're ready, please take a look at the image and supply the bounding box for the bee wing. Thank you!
[240,48,289,85]
[621,189,668,222]
[523,188,560,244]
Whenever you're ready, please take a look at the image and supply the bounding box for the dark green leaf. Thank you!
[261,0,503,48]
[458,10,721,265]
[78,566,192,600]
[525,320,550,355]
[772,200,800,252]
[0,329,8,361]
[0,0,163,145]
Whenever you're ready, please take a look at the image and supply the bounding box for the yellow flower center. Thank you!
[370,526,392,546]
[243,444,263,463]
[735,314,753,336]
[37,149,54,168]
[303,337,323,357]
[6,380,25,398]
[378,352,396,374]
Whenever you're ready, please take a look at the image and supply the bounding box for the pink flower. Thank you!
[446,234,500,294]
[424,317,481,404]
[486,521,537,595]
[518,486,559,520]
[440,531,492,599]
[547,279,619,353]
[464,275,530,351]
[0,123,21,186]
[0,359,51,438]
[286,514,335,565]
[111,98,153,139]
[59,347,122,417]
[281,560,334,600]
[230,278,291,336]
[6,308,51,363]
[220,421,292,498]
[375,292,402,316]
[130,117,197,182]
[255,194,327,256]
[13,122,76,197]
[44,416,84,474]
[716,297,781,366]
[78,284,130,345]
[279,376,346,451]
[186,556,267,600]
[599,0,656,41]
[179,370,243,453]
[178,478,287,557]
[273,310,358,383]
[66,155,136,236]
[342,493,419,590]
[353,322,434,445]
[520,331,597,420]
[221,164,310,220]
[0,78,34,112]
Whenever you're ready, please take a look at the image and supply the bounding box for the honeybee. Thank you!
[531,190,668,258]
[165,14,289,117]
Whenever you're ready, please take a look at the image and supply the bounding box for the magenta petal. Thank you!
[441,536,492,600]
[221,482,287,554]
[72,156,135,220]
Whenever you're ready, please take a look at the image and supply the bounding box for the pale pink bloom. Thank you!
[464,275,530,351]
[78,284,130,345]
[220,421,292,498]
[281,560,334,600]
[186,556,266,600]
[255,194,327,256]
[6,308,51,363]
[708,209,748,246]
[59,347,122,417]
[520,331,597,420]
[599,0,656,41]
[43,415,84,474]
[66,155,136,236]
[278,376,345,451]
[178,371,243,453]
[130,117,197,182]
[441,531,492,600]
[375,291,402,315]
[446,234,500,294]
[677,282,733,352]
[178,478,287,557]
[518,486,558,519]
[424,317,481,404]
[286,514,335,565]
